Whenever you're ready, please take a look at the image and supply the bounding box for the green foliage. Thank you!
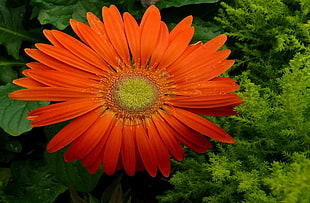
[30,0,109,30]
[0,83,49,136]
[0,160,67,203]
[156,0,220,9]
[216,0,310,88]
[0,0,37,59]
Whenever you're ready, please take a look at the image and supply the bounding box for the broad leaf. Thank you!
[45,122,103,193]
[0,65,18,85]
[31,0,115,30]
[45,149,103,193]
[0,160,67,203]
[192,18,224,43]
[0,83,49,136]
[0,0,36,59]
[156,0,220,9]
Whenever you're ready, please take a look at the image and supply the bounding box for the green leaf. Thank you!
[192,18,224,43]
[0,65,18,85]
[44,121,103,192]
[45,148,103,193]
[156,0,220,9]
[0,160,67,203]
[31,0,114,30]
[0,0,37,59]
[0,83,49,136]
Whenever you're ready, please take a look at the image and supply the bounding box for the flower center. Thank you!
[111,73,160,114]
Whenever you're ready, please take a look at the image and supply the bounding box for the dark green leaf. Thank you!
[0,65,18,85]
[0,160,67,203]
[0,83,49,136]
[45,123,103,193]
[192,18,224,43]
[31,0,114,30]
[45,149,103,193]
[0,0,37,59]
[156,0,220,9]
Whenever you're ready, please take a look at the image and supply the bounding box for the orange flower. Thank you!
[9,5,242,177]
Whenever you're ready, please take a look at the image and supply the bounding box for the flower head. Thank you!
[9,5,243,177]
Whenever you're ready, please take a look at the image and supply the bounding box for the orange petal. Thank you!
[43,30,65,48]
[50,30,108,70]
[103,5,130,65]
[13,78,45,88]
[149,22,169,68]
[121,121,136,176]
[25,49,100,80]
[135,123,157,177]
[158,27,194,69]
[9,87,96,101]
[166,42,204,73]
[184,105,241,116]
[71,19,120,69]
[87,12,107,38]
[80,111,117,174]
[47,109,101,153]
[175,77,240,96]
[124,12,141,66]
[65,110,114,162]
[169,16,193,42]
[201,34,227,53]
[172,49,231,76]
[35,43,105,76]
[169,94,243,109]
[152,114,185,161]
[140,5,161,67]
[174,59,235,83]
[24,69,98,88]
[103,118,123,175]
[168,35,227,73]
[146,118,171,177]
[28,98,101,126]
[159,110,212,150]
[169,107,235,143]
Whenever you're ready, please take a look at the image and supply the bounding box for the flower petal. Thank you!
[23,69,98,88]
[124,12,141,66]
[135,123,157,177]
[149,22,169,68]
[65,111,114,162]
[25,49,100,80]
[27,99,101,126]
[146,118,170,177]
[175,77,240,96]
[169,94,243,109]
[35,43,105,76]
[103,118,123,175]
[103,5,130,65]
[9,87,96,101]
[47,109,101,153]
[71,19,119,69]
[184,105,241,116]
[169,107,235,143]
[13,78,45,88]
[169,16,193,41]
[152,114,185,161]
[140,5,161,67]
[158,110,212,150]
[121,121,136,176]
[158,27,194,69]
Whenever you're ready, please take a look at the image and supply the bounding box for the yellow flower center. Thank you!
[112,74,159,113]
[102,68,174,121]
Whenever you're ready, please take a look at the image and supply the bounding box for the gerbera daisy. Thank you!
[9,5,242,177]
